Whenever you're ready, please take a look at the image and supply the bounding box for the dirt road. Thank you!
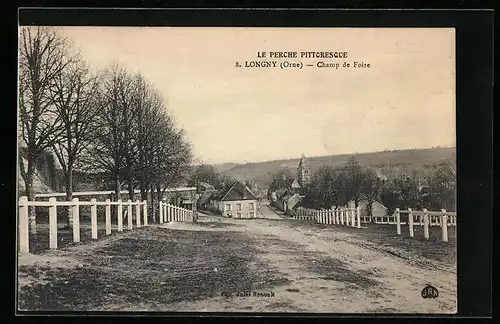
[17,215,456,313]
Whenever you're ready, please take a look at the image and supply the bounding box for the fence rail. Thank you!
[18,196,150,254]
[159,201,194,223]
[393,208,456,242]
[294,206,362,228]
[34,187,197,199]
[293,206,455,243]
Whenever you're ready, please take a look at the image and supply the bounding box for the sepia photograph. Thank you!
[17,26,457,313]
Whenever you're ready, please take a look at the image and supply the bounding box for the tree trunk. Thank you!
[366,198,373,216]
[114,176,121,201]
[140,178,147,201]
[21,154,38,235]
[150,183,155,222]
[127,178,135,201]
[155,183,163,203]
[24,169,37,234]
[65,166,73,229]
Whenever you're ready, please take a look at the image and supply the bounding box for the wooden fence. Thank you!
[295,206,362,228]
[18,196,149,254]
[294,206,456,243]
[393,208,456,242]
[159,201,194,223]
[367,210,457,227]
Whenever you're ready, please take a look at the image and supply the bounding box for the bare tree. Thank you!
[18,26,73,233]
[49,58,100,228]
[133,81,164,201]
[152,124,194,205]
[86,64,136,200]
[361,168,382,216]
[344,157,364,208]
[332,168,348,207]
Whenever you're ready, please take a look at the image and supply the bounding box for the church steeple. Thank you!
[297,154,311,187]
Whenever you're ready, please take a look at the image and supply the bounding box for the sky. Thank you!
[56,27,456,164]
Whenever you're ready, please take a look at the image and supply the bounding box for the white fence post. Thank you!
[127,200,133,230]
[441,209,448,242]
[351,208,356,227]
[18,196,29,254]
[105,199,111,235]
[143,200,148,226]
[117,199,123,232]
[396,208,401,235]
[340,208,344,225]
[73,198,80,242]
[136,201,141,228]
[423,208,429,240]
[356,206,361,228]
[335,209,339,224]
[159,201,163,224]
[49,197,58,249]
[135,200,141,227]
[91,198,98,239]
[408,208,414,238]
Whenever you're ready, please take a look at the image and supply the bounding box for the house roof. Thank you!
[348,199,388,210]
[199,182,215,190]
[218,180,258,201]
[198,190,217,205]
[287,194,302,209]
[291,178,301,188]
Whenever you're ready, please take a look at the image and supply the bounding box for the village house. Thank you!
[197,187,218,211]
[348,199,388,218]
[270,154,311,211]
[279,193,303,215]
[210,180,259,218]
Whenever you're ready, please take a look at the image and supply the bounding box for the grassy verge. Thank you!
[18,226,290,311]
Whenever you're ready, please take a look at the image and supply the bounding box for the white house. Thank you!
[348,199,388,217]
[214,180,259,219]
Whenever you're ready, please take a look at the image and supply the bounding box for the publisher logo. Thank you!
[421,284,439,299]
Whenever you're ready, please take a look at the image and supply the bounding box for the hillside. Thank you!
[215,147,456,189]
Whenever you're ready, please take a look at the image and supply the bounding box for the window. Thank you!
[236,203,242,211]
[249,203,255,210]
[225,204,231,211]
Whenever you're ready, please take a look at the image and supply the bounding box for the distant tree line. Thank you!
[188,164,236,192]
[301,157,456,214]
[18,27,193,233]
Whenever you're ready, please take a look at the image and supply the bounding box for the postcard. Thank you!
[17,26,456,313]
